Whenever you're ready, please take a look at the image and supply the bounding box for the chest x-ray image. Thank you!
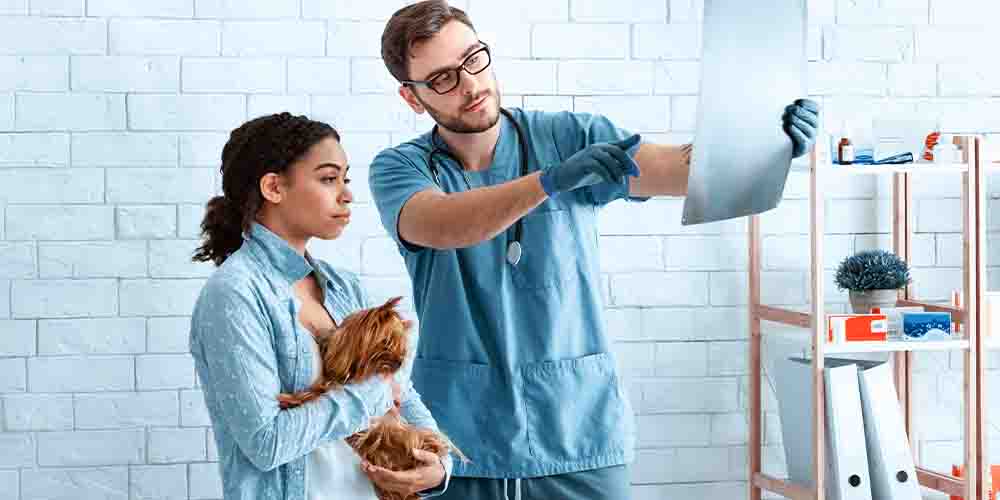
[682,0,808,226]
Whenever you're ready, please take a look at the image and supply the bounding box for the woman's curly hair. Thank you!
[193,112,341,266]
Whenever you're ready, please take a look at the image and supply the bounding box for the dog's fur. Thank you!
[345,412,454,500]
[278,297,462,500]
[278,296,410,407]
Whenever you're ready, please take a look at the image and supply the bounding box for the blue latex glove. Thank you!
[783,98,819,158]
[539,134,641,197]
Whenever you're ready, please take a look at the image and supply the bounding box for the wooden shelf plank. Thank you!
[756,305,812,329]
[896,299,965,325]
[757,300,964,328]
[916,466,966,497]
[752,473,815,500]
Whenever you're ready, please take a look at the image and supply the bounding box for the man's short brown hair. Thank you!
[381,0,476,83]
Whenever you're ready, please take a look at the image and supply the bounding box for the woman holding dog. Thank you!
[188,112,451,500]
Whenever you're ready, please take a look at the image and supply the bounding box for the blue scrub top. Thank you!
[369,108,647,478]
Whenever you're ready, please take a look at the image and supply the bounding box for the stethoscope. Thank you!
[426,107,528,266]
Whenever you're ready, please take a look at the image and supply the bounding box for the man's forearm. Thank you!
[397,172,548,250]
[629,143,692,197]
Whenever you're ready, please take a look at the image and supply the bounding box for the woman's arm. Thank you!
[190,282,393,472]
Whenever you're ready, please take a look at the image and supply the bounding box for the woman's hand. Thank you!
[361,449,445,497]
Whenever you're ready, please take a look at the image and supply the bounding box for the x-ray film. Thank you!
[681,0,808,226]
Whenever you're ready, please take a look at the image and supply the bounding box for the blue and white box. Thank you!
[901,312,952,341]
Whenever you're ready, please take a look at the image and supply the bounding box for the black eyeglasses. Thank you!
[401,44,492,95]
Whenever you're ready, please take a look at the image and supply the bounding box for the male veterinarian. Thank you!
[368,1,819,498]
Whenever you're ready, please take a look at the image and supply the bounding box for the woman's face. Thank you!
[274,136,354,241]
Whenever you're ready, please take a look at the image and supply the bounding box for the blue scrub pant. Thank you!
[437,465,631,500]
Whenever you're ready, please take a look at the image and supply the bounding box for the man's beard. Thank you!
[418,86,502,134]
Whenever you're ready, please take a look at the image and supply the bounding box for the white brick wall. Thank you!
[1,1,998,498]
[110,20,220,56]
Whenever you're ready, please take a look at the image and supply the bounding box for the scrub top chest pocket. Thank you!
[510,198,581,290]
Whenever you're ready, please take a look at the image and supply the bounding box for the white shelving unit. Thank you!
[793,162,972,175]
[770,331,971,355]
[747,135,988,500]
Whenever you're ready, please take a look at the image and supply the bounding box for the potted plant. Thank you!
[834,249,911,314]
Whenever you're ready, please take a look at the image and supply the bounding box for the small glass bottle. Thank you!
[933,134,958,165]
[837,122,854,165]
[923,117,943,162]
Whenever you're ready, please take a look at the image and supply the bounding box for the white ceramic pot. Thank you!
[849,289,899,314]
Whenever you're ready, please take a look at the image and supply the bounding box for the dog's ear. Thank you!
[380,296,403,312]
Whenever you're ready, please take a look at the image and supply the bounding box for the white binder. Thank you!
[825,359,875,500]
[773,357,873,500]
[855,360,921,500]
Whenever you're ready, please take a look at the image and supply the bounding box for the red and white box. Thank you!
[827,314,889,343]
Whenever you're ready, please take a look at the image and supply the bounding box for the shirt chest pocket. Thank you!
[509,204,580,290]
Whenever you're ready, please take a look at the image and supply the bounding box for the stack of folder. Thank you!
[773,357,921,500]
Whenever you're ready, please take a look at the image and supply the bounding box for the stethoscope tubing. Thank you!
[426,108,528,265]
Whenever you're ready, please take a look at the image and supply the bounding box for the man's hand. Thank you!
[783,98,819,158]
[538,134,641,196]
[361,449,445,497]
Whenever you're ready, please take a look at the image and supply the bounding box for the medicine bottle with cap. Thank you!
[837,121,854,165]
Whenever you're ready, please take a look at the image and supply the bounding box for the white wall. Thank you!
[1,0,999,499]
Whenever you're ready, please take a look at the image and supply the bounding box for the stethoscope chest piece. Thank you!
[506,241,522,266]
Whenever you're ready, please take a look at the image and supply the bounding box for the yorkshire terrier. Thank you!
[277,296,463,500]
[345,413,455,500]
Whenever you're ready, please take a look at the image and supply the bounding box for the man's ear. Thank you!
[399,85,425,114]
[259,172,284,204]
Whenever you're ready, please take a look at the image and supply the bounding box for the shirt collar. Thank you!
[305,251,341,293]
[247,222,340,290]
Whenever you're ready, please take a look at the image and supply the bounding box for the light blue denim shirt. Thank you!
[190,223,452,500]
